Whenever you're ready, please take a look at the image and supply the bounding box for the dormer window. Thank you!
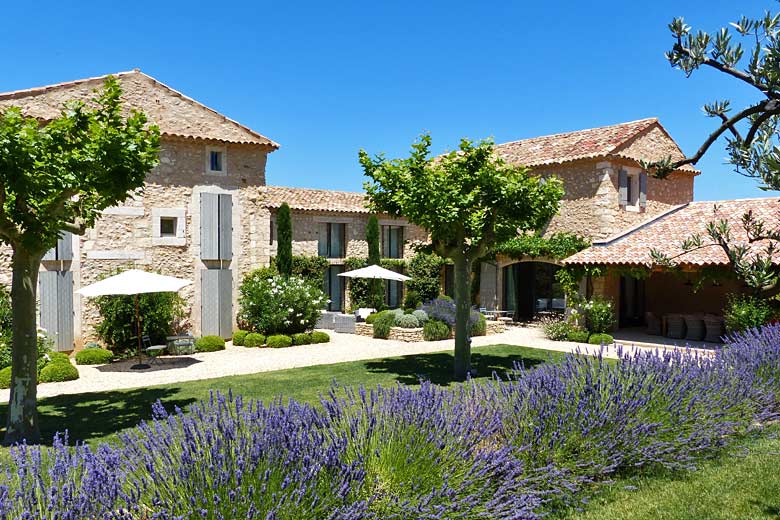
[619,168,647,212]
[206,146,226,175]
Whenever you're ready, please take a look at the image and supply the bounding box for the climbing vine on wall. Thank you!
[493,232,590,261]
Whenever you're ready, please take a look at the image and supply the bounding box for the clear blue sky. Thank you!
[0,0,773,201]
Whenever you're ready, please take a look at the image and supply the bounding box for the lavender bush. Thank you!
[1,325,779,518]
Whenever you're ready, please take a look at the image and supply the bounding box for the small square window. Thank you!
[210,151,223,172]
[160,217,177,237]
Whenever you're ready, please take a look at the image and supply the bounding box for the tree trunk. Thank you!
[4,247,42,445]
[452,254,472,380]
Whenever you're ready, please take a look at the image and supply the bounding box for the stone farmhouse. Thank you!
[0,70,771,350]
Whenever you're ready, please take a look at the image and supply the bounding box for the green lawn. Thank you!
[0,343,558,447]
[565,427,780,520]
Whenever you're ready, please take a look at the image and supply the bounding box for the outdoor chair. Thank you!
[142,335,167,365]
[334,313,356,334]
[684,314,705,341]
[316,311,337,330]
[645,312,662,336]
[166,335,195,355]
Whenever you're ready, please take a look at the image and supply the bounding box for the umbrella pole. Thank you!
[130,294,150,370]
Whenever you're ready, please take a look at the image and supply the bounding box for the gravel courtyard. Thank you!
[0,327,700,402]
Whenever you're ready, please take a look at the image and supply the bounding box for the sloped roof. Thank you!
[0,70,279,148]
[260,185,369,213]
[564,197,780,267]
[495,118,696,172]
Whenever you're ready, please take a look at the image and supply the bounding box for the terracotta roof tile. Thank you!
[495,118,696,172]
[0,70,279,148]
[260,186,369,213]
[564,197,780,266]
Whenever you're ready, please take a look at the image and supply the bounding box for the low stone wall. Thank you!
[353,320,505,342]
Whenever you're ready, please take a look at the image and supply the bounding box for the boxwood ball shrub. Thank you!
[267,334,293,348]
[587,333,614,345]
[232,330,249,346]
[244,333,266,348]
[423,319,451,341]
[309,331,330,343]
[372,311,397,339]
[74,348,113,365]
[238,270,327,335]
[0,366,11,389]
[39,362,79,383]
[567,329,590,343]
[395,313,420,329]
[292,333,312,345]
[195,336,226,352]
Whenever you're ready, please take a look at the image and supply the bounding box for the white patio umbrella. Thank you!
[338,264,410,282]
[76,269,192,370]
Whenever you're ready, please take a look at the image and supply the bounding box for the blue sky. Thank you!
[0,0,773,201]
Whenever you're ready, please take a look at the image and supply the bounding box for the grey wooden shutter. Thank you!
[638,172,648,209]
[201,268,232,338]
[480,262,498,310]
[57,232,73,261]
[318,223,328,257]
[39,271,59,337]
[201,269,220,336]
[42,246,57,261]
[200,193,219,260]
[56,271,74,351]
[218,194,232,260]
[218,269,232,337]
[618,169,628,207]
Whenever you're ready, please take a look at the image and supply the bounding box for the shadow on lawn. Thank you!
[0,387,196,446]
[363,351,545,386]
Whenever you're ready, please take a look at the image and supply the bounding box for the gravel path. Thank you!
[0,327,705,403]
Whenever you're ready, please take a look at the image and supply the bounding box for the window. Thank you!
[619,169,646,212]
[324,265,346,311]
[159,217,177,237]
[318,223,346,258]
[205,146,227,175]
[269,217,276,245]
[152,208,186,246]
[381,225,404,258]
[626,173,639,207]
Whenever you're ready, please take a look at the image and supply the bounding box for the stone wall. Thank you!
[354,321,505,342]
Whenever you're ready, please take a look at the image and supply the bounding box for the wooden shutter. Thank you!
[200,193,219,260]
[200,269,220,336]
[218,269,232,338]
[318,223,328,257]
[218,194,232,260]
[56,271,74,351]
[618,169,628,207]
[201,268,232,338]
[638,172,648,210]
[39,271,59,337]
[57,232,73,261]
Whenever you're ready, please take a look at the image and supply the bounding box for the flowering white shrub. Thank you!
[238,270,327,334]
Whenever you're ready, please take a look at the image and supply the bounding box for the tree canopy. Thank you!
[360,134,563,378]
[0,77,160,444]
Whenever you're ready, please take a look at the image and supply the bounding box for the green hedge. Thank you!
[267,334,293,348]
[292,333,312,345]
[310,331,330,344]
[195,336,226,353]
[75,349,113,365]
[232,330,249,346]
[423,319,451,341]
[567,330,590,343]
[244,333,266,348]
[39,362,79,383]
[588,333,614,345]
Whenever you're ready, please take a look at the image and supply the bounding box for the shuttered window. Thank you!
[323,265,345,311]
[201,268,232,338]
[200,193,232,260]
[42,232,73,261]
[39,271,74,351]
[381,225,404,259]
[318,223,346,258]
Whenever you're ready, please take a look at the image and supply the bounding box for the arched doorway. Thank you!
[503,262,564,321]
